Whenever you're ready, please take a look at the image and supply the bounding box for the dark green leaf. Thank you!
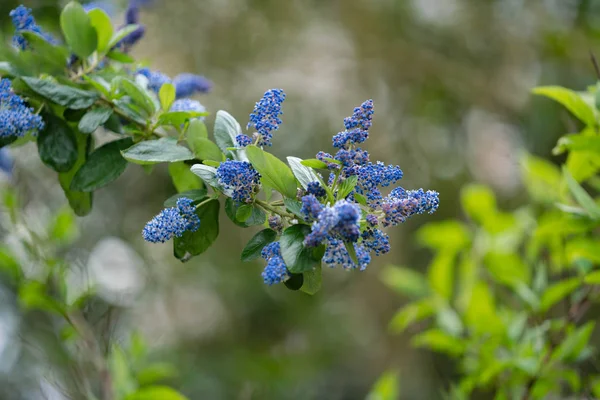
[0,136,17,149]
[236,204,253,222]
[60,1,98,59]
[163,189,207,207]
[240,229,277,262]
[20,32,68,72]
[337,175,358,199]
[113,77,156,116]
[121,137,194,165]
[551,322,595,362]
[174,200,220,261]
[280,224,324,273]
[38,114,78,173]
[301,159,329,169]
[88,8,113,53]
[224,198,266,227]
[284,273,304,291]
[112,99,146,125]
[78,106,113,134]
[22,77,99,109]
[70,138,132,191]
[168,161,202,192]
[246,145,297,199]
[283,198,304,219]
[287,156,321,189]
[300,265,322,295]
[58,131,93,216]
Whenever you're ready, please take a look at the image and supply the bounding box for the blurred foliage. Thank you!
[381,84,600,398]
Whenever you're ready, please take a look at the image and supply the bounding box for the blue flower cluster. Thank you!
[261,242,289,285]
[323,239,371,270]
[237,88,286,147]
[306,181,326,198]
[303,200,361,247]
[136,69,213,99]
[10,5,56,50]
[0,79,45,138]
[142,197,200,243]
[170,99,206,121]
[268,215,283,232]
[380,188,439,227]
[215,161,261,204]
[332,99,373,149]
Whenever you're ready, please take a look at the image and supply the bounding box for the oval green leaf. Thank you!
[60,1,98,59]
[121,137,194,165]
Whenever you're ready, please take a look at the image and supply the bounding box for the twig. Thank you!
[590,51,600,80]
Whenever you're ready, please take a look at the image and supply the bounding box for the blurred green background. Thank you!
[2,0,600,399]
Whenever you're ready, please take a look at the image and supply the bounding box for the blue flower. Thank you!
[300,194,323,221]
[136,68,171,92]
[355,162,403,202]
[380,188,439,227]
[118,25,146,49]
[10,5,56,50]
[170,99,206,121]
[0,148,13,177]
[261,242,289,285]
[0,79,45,138]
[332,99,373,149]
[173,74,213,98]
[247,88,286,147]
[235,134,253,147]
[304,200,361,247]
[362,228,390,256]
[268,215,283,232]
[216,160,261,203]
[323,238,371,271]
[306,181,326,198]
[142,197,200,243]
[316,151,340,170]
[366,213,378,227]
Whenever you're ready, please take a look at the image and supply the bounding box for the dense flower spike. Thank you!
[332,99,373,149]
[301,194,323,221]
[260,242,289,285]
[380,188,440,227]
[173,74,213,98]
[307,181,326,198]
[215,161,261,203]
[235,134,253,147]
[356,162,403,202]
[247,88,286,147]
[323,239,371,270]
[136,68,171,92]
[304,200,361,247]
[142,197,200,243]
[362,229,390,256]
[0,79,44,138]
[316,151,340,170]
[10,5,55,50]
[268,215,283,232]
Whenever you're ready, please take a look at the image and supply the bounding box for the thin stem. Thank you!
[256,199,295,219]
[194,196,218,209]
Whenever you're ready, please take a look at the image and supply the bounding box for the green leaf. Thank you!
[300,265,322,295]
[157,111,207,127]
[78,106,113,134]
[566,238,600,265]
[22,77,99,109]
[236,204,253,222]
[584,270,600,284]
[240,229,277,262]
[533,86,596,126]
[337,175,358,199]
[163,189,207,207]
[563,165,600,219]
[428,250,455,300]
[366,370,400,400]
[246,146,297,199]
[213,110,245,160]
[159,83,176,111]
[417,220,470,251]
[70,138,132,191]
[37,114,78,173]
[168,162,202,192]
[88,8,113,53]
[190,164,220,187]
[521,154,562,203]
[380,265,429,299]
[283,198,304,219]
[484,252,530,287]
[280,224,324,274]
[110,344,137,398]
[19,281,63,313]
[388,299,436,333]
[106,50,135,63]
[173,200,220,261]
[20,32,69,73]
[460,184,497,223]
[287,156,321,189]
[136,364,178,387]
[48,206,78,244]
[539,278,581,312]
[0,246,21,283]
[551,322,595,362]
[224,198,266,227]
[354,192,367,206]
[186,118,207,139]
[58,131,93,216]
[112,99,146,125]
[60,1,98,59]
[411,329,465,356]
[301,159,329,169]
[113,77,157,116]
[122,138,194,165]
[187,135,223,162]
[107,24,141,49]
[554,134,600,155]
